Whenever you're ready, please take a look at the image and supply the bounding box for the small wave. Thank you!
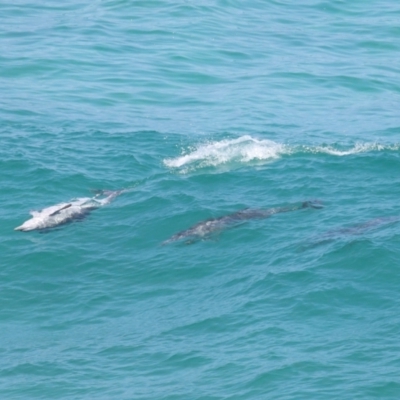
[163,136,400,173]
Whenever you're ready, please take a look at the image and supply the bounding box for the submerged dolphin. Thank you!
[15,190,123,232]
[310,215,400,246]
[163,200,323,245]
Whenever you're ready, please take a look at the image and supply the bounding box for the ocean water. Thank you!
[1,0,400,398]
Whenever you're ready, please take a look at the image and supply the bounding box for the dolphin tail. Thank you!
[90,189,125,206]
[162,235,179,246]
[102,189,126,206]
[302,200,324,209]
[92,189,123,197]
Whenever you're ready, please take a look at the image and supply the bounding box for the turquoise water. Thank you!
[1,1,400,398]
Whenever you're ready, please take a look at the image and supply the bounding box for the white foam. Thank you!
[164,136,286,172]
[163,136,400,173]
[299,142,398,156]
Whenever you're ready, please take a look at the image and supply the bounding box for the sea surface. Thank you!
[1,1,400,398]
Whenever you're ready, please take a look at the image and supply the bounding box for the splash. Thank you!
[164,136,287,172]
[163,136,400,173]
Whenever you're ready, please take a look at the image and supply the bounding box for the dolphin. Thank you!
[163,200,323,245]
[310,215,400,246]
[15,190,123,232]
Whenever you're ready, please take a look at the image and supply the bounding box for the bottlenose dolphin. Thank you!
[310,215,400,246]
[15,190,123,232]
[163,200,322,245]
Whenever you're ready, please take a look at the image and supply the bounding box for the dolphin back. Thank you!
[15,189,124,232]
[163,200,323,245]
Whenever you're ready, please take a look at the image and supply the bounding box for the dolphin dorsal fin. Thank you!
[49,203,72,217]
[29,210,41,217]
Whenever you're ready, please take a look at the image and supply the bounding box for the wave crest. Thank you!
[299,142,399,156]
